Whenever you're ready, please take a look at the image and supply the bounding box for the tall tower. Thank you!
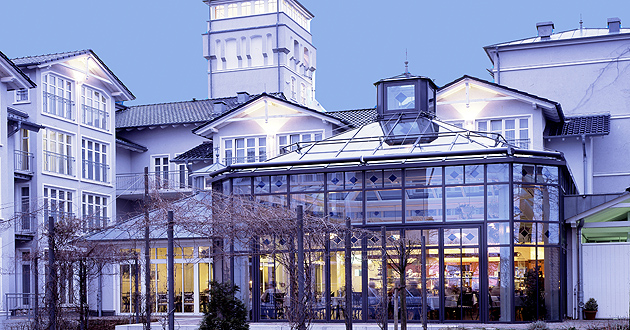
[202,0,320,109]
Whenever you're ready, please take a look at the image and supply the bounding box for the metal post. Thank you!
[34,255,39,327]
[47,215,56,330]
[381,226,388,328]
[421,235,427,330]
[167,211,175,330]
[296,205,305,330]
[134,254,140,323]
[144,167,152,328]
[344,217,352,330]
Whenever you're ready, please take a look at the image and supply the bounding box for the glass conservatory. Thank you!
[201,74,575,323]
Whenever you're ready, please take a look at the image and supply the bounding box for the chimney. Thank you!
[536,21,555,39]
[608,17,621,33]
[236,91,250,104]
[212,101,226,114]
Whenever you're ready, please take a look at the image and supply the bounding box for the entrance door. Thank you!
[443,227,481,321]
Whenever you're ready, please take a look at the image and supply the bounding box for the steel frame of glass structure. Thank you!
[209,150,574,323]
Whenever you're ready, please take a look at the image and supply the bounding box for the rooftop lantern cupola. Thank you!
[375,63,438,145]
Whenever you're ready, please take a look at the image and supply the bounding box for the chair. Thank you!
[183,292,195,312]
[157,293,168,313]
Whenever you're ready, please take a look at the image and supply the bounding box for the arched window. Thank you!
[303,47,309,68]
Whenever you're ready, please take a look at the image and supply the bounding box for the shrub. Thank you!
[527,320,550,330]
[584,298,598,311]
[199,281,249,330]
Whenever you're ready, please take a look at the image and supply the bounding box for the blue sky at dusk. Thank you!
[1,1,629,110]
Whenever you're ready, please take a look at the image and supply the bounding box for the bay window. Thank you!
[224,137,266,164]
[477,117,530,149]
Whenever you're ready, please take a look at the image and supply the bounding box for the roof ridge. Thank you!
[11,49,91,61]
[326,108,376,113]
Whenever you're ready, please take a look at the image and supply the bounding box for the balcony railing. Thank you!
[14,150,34,174]
[223,155,267,165]
[83,215,109,232]
[82,104,109,130]
[508,138,531,149]
[43,92,74,120]
[5,293,42,320]
[82,160,110,183]
[116,170,192,195]
[43,151,74,176]
[14,212,35,235]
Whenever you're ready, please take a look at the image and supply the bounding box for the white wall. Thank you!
[582,243,630,319]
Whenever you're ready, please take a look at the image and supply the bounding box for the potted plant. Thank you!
[583,298,598,320]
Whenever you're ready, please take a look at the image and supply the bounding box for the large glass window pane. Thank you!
[487,184,510,220]
[270,175,287,193]
[260,254,289,320]
[256,194,288,208]
[290,173,324,192]
[488,246,512,322]
[328,191,363,224]
[538,166,559,185]
[366,249,385,320]
[345,171,362,190]
[254,176,270,194]
[405,188,443,222]
[330,249,361,320]
[446,185,484,221]
[183,264,194,312]
[199,263,210,313]
[233,177,252,195]
[445,166,463,185]
[406,167,442,187]
[488,222,510,245]
[513,164,535,183]
[291,193,325,217]
[327,172,344,190]
[465,165,484,183]
[514,246,555,321]
[514,185,559,222]
[487,163,509,182]
[366,190,402,223]
[384,169,402,188]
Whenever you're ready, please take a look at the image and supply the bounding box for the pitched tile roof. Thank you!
[0,50,36,88]
[116,93,286,129]
[12,49,134,100]
[545,114,610,137]
[326,108,378,128]
[11,50,91,66]
[173,142,214,163]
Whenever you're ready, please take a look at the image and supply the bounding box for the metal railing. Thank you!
[5,293,42,320]
[14,212,35,235]
[223,155,267,165]
[116,170,192,194]
[83,215,109,232]
[82,104,109,130]
[14,150,34,174]
[82,160,110,183]
[43,92,74,120]
[508,138,531,149]
[43,151,74,176]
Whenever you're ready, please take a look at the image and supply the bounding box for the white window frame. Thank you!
[152,154,171,189]
[277,131,323,154]
[476,116,531,149]
[82,192,109,231]
[14,89,30,104]
[223,136,267,164]
[42,128,74,176]
[81,138,109,183]
[44,186,74,220]
[81,85,109,131]
[42,73,75,121]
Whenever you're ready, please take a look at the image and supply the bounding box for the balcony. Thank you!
[5,293,42,320]
[43,92,74,120]
[14,150,34,180]
[223,155,267,165]
[83,215,109,232]
[14,212,35,240]
[43,151,74,176]
[116,170,192,199]
[82,104,109,130]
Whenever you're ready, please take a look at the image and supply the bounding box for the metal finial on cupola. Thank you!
[404,49,410,76]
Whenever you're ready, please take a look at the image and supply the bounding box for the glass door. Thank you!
[443,227,481,321]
